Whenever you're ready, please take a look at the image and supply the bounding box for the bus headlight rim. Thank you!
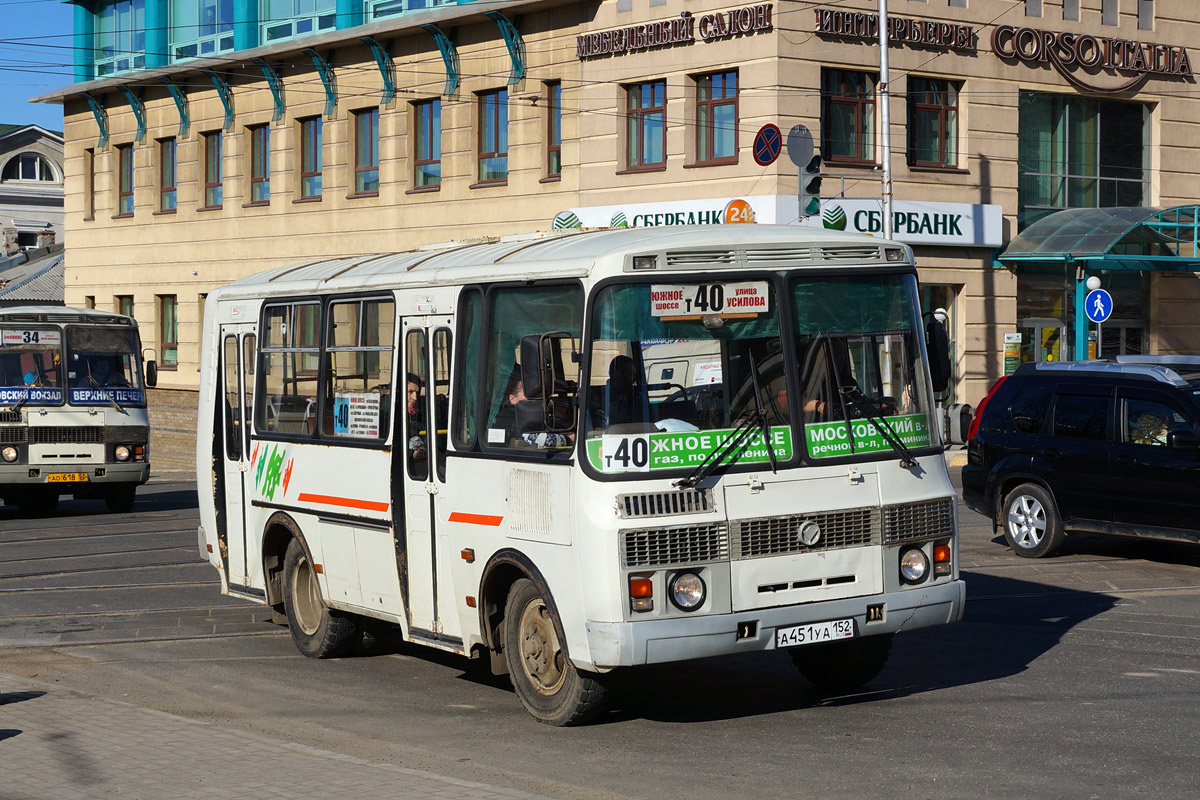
[899,547,930,584]
[669,571,706,612]
[1,446,17,463]
[114,445,131,462]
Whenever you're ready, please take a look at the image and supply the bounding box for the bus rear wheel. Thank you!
[282,538,356,659]
[503,578,607,726]
[789,633,893,692]
[105,485,137,513]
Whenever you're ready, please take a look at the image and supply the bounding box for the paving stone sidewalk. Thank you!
[0,672,558,800]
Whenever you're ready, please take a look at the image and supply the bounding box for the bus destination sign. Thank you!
[650,282,769,316]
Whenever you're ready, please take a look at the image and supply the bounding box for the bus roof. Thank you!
[0,305,136,325]
[216,225,907,299]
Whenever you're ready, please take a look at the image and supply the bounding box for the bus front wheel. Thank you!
[105,485,137,513]
[282,538,356,658]
[789,633,893,691]
[503,578,607,726]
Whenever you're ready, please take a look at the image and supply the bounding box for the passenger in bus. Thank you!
[589,354,643,429]
[406,372,428,468]
[89,357,128,387]
[494,372,573,449]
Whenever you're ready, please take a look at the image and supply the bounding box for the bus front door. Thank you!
[219,327,256,591]
[398,319,453,638]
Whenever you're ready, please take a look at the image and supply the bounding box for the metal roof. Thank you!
[217,225,906,298]
[998,206,1200,271]
[0,244,64,305]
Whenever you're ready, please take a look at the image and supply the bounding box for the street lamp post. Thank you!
[878,0,894,239]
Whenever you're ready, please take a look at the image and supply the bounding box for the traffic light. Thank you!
[800,155,823,217]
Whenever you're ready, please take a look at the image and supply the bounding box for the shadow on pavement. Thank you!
[0,487,197,520]
[987,531,1200,569]
[0,691,45,705]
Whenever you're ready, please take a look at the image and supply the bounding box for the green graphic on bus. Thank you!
[805,413,932,459]
[587,425,793,473]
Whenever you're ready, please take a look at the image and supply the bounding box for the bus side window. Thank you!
[405,329,429,481]
[242,334,256,458]
[452,289,483,450]
[223,335,241,459]
[322,298,394,442]
[432,328,452,481]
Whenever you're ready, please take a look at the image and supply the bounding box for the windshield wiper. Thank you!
[675,353,777,488]
[86,369,125,414]
[3,386,32,415]
[839,387,918,469]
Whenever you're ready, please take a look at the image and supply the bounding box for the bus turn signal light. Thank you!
[630,576,654,612]
[933,542,952,576]
[461,548,475,563]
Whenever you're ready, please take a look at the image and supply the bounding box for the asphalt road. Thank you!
[2,474,1200,799]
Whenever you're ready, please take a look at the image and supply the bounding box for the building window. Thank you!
[260,0,335,44]
[203,131,223,208]
[159,138,177,211]
[96,0,146,76]
[626,80,666,170]
[547,82,562,177]
[478,90,508,183]
[1063,0,1079,20]
[116,295,133,317]
[158,295,178,368]
[821,69,876,164]
[299,117,322,199]
[907,77,959,169]
[353,108,380,195]
[1018,94,1147,229]
[84,149,95,219]
[1024,0,1041,16]
[370,0,453,20]
[84,296,96,309]
[170,0,235,61]
[1,152,58,182]
[696,70,738,164]
[1102,0,1118,26]
[116,144,134,216]
[414,99,441,188]
[248,124,270,204]
[1138,0,1154,31]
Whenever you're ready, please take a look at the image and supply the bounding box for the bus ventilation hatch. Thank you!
[616,489,713,520]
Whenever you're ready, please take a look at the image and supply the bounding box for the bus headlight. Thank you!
[899,548,929,584]
[114,445,131,462]
[1,446,16,463]
[669,572,706,611]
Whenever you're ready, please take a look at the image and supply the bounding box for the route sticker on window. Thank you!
[805,414,933,459]
[650,282,769,317]
[1,329,60,346]
[588,426,793,473]
[334,392,381,437]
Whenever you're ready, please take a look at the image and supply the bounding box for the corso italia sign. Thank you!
[992,25,1192,93]
[576,4,772,60]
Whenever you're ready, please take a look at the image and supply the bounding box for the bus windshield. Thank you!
[66,326,146,406]
[0,326,65,405]
[584,280,789,475]
[793,274,935,461]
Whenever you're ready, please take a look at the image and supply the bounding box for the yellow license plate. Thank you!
[47,473,89,483]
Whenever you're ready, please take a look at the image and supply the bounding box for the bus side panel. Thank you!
[196,294,227,586]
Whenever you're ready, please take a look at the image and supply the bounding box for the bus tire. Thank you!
[282,538,356,659]
[105,485,137,513]
[502,578,607,726]
[789,633,893,691]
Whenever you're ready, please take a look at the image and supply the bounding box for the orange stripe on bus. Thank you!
[297,493,390,513]
[448,512,504,526]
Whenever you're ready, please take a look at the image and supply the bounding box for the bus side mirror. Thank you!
[143,349,158,389]
[925,318,951,394]
[519,332,578,434]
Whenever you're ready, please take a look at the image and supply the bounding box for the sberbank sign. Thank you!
[800,199,1003,247]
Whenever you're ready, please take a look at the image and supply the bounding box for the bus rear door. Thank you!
[219,325,256,591]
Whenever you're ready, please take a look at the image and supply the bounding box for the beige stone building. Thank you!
[39,0,1200,465]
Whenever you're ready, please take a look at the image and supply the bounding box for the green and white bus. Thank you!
[196,225,964,725]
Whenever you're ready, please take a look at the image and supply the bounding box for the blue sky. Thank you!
[0,0,75,132]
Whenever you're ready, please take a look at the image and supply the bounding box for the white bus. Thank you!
[196,225,964,725]
[0,305,155,515]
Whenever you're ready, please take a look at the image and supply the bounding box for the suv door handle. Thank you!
[1113,454,1134,466]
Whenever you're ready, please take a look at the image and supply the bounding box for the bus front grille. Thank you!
[28,427,105,445]
[0,426,27,443]
[616,489,713,519]
[731,506,881,559]
[0,410,22,424]
[622,523,729,568]
[882,498,955,544]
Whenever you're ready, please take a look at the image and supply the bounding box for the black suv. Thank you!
[961,357,1200,558]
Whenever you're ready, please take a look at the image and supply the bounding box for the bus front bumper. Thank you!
[583,579,965,669]
[0,462,149,489]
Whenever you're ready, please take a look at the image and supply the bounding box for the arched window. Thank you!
[1,153,59,182]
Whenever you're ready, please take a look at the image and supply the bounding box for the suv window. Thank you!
[1006,384,1054,435]
[1051,394,1109,440]
[1122,398,1193,447]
